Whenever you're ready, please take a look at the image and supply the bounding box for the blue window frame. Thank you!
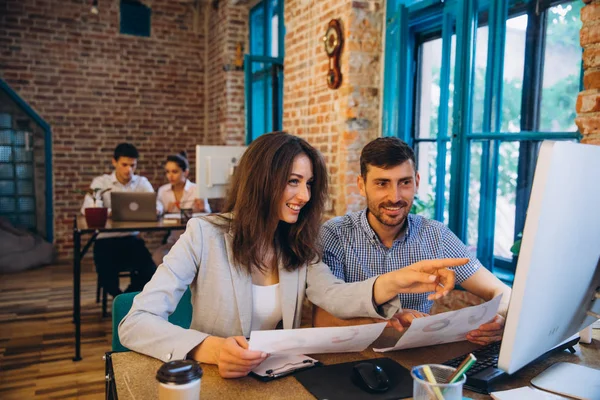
[0,79,53,243]
[245,0,284,143]
[383,0,582,284]
[120,0,151,37]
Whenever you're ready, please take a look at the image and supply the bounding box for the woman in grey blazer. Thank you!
[119,133,462,378]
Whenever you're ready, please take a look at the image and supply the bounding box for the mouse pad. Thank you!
[294,357,412,400]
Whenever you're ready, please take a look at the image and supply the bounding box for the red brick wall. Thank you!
[0,0,209,258]
[283,0,385,216]
[577,0,600,144]
[206,2,248,145]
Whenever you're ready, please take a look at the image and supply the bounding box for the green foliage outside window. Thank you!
[416,1,582,254]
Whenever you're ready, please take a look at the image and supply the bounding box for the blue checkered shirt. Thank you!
[320,210,481,313]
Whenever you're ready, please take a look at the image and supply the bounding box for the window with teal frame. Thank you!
[245,0,284,143]
[383,0,582,284]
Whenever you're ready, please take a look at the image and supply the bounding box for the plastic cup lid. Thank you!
[156,360,203,384]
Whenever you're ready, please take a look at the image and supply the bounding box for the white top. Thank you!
[156,179,211,214]
[250,283,282,331]
[80,172,159,213]
[157,180,211,244]
[80,172,160,239]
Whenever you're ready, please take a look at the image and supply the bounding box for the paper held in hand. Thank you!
[249,322,387,355]
[374,295,502,352]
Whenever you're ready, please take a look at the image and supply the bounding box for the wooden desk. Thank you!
[106,330,600,399]
[72,216,186,361]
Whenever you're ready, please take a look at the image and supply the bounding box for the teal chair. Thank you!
[112,289,193,352]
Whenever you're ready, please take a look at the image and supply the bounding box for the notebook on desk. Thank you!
[163,212,208,220]
[111,192,158,222]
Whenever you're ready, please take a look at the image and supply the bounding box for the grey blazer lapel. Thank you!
[279,263,299,329]
[225,233,253,337]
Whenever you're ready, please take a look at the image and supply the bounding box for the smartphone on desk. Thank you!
[250,354,321,381]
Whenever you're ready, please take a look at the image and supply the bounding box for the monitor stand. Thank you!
[531,362,600,400]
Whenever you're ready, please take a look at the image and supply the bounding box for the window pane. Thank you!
[417,39,442,139]
[269,0,279,57]
[414,142,436,219]
[266,70,274,132]
[17,180,33,195]
[0,165,13,179]
[250,5,265,56]
[0,197,16,213]
[0,180,15,195]
[443,140,452,224]
[472,26,488,132]
[494,142,519,258]
[540,1,583,132]
[14,148,32,163]
[503,15,527,132]
[18,197,35,212]
[251,76,266,138]
[0,129,12,145]
[0,146,11,162]
[467,142,482,253]
[417,33,455,139]
[447,35,456,137]
[16,164,32,179]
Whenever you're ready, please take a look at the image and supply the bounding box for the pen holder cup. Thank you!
[180,208,193,224]
[411,364,465,400]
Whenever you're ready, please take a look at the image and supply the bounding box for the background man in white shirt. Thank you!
[80,143,158,297]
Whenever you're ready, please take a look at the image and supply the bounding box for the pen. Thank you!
[422,365,445,400]
[447,353,477,384]
[413,368,437,400]
[413,369,425,380]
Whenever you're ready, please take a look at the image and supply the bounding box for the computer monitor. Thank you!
[496,141,600,396]
[195,145,247,199]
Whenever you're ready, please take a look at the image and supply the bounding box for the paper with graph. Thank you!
[249,322,387,355]
[374,295,502,352]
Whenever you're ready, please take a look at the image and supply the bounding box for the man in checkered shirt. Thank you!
[315,137,512,345]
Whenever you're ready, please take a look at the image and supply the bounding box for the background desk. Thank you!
[72,216,186,361]
[107,330,600,399]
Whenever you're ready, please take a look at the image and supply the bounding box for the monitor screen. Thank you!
[498,141,600,374]
[195,145,247,200]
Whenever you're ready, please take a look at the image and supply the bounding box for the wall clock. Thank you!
[322,19,343,89]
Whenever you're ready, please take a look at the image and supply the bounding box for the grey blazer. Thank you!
[119,215,399,362]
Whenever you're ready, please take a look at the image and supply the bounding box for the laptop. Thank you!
[111,192,158,222]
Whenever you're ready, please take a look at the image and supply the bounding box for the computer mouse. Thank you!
[351,362,390,393]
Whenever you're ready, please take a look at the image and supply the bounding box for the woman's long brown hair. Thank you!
[219,132,328,274]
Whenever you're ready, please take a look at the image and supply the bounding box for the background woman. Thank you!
[152,152,211,266]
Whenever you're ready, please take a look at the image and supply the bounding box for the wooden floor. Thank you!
[1,261,113,399]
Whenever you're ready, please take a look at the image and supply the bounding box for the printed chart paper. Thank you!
[374,295,502,352]
[249,322,387,355]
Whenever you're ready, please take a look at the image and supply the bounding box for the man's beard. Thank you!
[367,198,412,227]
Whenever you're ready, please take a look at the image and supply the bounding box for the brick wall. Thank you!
[0,0,210,258]
[283,0,385,216]
[206,1,248,145]
[577,0,600,144]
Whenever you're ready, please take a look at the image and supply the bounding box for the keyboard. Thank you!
[442,342,505,394]
[442,336,580,394]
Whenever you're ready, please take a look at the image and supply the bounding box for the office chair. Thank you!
[111,288,193,352]
[97,271,133,318]
[98,233,171,317]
